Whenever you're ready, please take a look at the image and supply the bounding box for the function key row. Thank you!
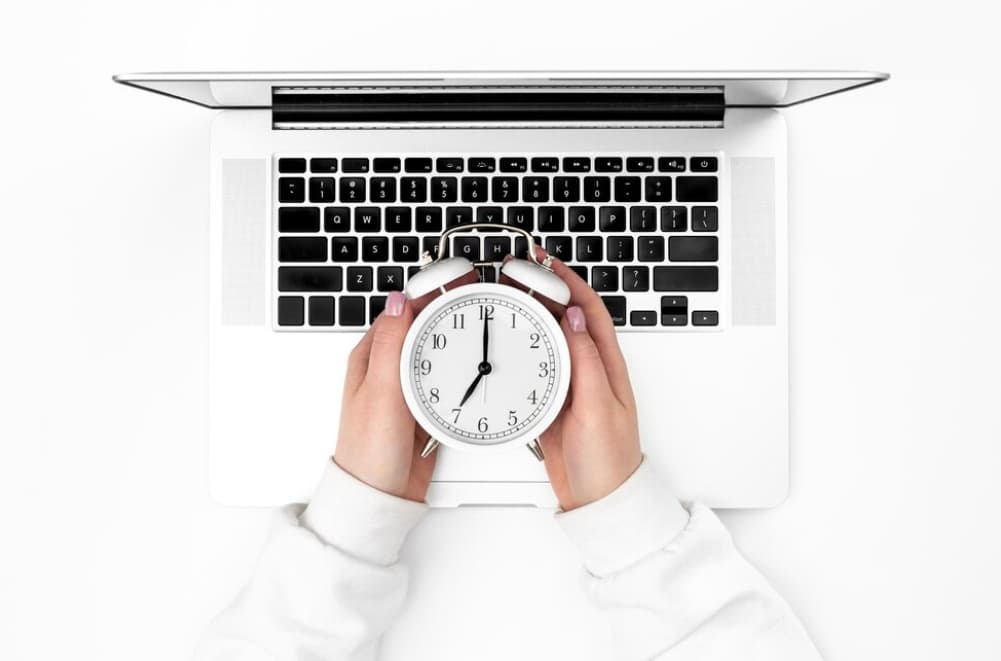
[277,156,718,175]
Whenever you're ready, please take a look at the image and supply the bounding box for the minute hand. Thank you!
[482,310,489,363]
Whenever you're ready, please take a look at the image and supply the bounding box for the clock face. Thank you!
[401,284,570,449]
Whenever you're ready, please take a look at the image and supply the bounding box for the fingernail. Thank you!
[385,291,406,317]
[566,306,586,333]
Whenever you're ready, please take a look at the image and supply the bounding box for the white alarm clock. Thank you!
[401,224,571,461]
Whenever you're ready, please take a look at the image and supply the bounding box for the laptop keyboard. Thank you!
[273,154,722,330]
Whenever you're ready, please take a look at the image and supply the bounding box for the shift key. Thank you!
[654,266,718,291]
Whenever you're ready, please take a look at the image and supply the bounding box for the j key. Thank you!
[339,178,366,202]
[377,266,405,292]
[454,236,481,261]
[278,237,327,262]
[373,157,401,173]
[658,157,685,172]
[362,237,389,262]
[583,176,611,202]
[626,157,655,172]
[638,236,666,262]
[692,310,719,326]
[538,207,565,232]
[475,206,504,226]
[568,206,596,232]
[370,178,397,203]
[278,178,305,203]
[339,297,366,326]
[654,266,718,291]
[591,266,618,292]
[279,207,320,233]
[484,236,512,260]
[401,177,427,202]
[354,207,381,232]
[523,177,550,203]
[346,266,373,292]
[491,177,518,202]
[308,178,336,203]
[599,206,626,232]
[445,206,473,229]
[369,296,387,322]
[606,236,634,262]
[436,157,464,173]
[277,296,305,326]
[676,176,719,202]
[601,296,627,326]
[661,206,688,232]
[324,207,351,233]
[645,177,671,202]
[669,236,718,262]
[513,236,541,260]
[461,177,488,202]
[431,177,458,202]
[278,266,342,292]
[468,157,496,173]
[278,158,306,173]
[332,237,359,262]
[690,157,718,172]
[630,206,657,232]
[569,265,588,281]
[576,236,603,262]
[554,177,581,202]
[692,206,719,232]
[341,158,370,173]
[506,207,534,231]
[308,297,336,326]
[545,236,572,260]
[393,236,420,262]
[595,157,623,172]
[416,207,443,232]
[630,310,657,326]
[422,236,443,260]
[385,207,412,232]
[500,157,528,172]
[404,157,432,173]
[563,157,591,172]
[622,266,649,292]
[310,158,338,173]
[614,177,642,202]
[531,157,559,172]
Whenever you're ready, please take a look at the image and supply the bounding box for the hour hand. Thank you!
[458,373,483,408]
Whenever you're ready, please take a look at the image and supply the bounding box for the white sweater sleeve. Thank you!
[556,460,822,661]
[194,461,427,661]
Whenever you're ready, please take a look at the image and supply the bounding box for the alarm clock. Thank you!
[401,224,571,461]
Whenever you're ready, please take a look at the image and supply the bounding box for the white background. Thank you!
[1,1,999,659]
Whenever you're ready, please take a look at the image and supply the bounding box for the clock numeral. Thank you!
[527,389,538,405]
[432,333,447,350]
[529,332,540,349]
[507,410,518,426]
[429,387,440,404]
[479,304,495,321]
[477,416,489,433]
[420,359,432,376]
[452,313,465,329]
[510,312,517,329]
[451,408,461,424]
[538,362,550,378]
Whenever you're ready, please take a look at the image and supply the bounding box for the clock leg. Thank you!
[526,438,545,461]
[419,437,440,458]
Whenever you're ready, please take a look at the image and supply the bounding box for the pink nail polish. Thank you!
[385,290,406,317]
[566,306,586,333]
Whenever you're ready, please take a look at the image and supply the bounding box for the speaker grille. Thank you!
[221,159,266,326]
[730,157,776,326]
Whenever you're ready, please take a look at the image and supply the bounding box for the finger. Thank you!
[365,290,414,389]
[561,306,614,404]
[344,326,376,395]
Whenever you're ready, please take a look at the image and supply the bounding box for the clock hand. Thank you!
[482,308,490,364]
[458,372,483,408]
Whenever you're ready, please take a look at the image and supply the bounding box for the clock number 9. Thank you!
[420,359,432,375]
[538,362,549,377]
[477,417,489,433]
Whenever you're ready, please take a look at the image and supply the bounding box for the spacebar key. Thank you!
[653,266,718,291]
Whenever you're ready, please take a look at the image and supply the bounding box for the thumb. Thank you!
[561,305,612,403]
[365,291,413,389]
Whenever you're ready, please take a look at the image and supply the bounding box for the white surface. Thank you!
[0,2,999,660]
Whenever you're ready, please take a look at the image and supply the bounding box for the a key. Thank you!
[371,177,397,203]
[554,177,581,202]
[601,296,627,326]
[278,158,307,173]
[431,177,458,202]
[491,177,518,202]
[404,157,433,173]
[310,158,338,173]
[568,207,596,232]
[377,266,405,292]
[278,266,342,292]
[562,157,591,172]
[606,236,634,262]
[531,157,559,172]
[658,157,685,172]
[278,178,305,203]
[692,310,719,326]
[506,206,534,232]
[277,296,305,326]
[630,310,657,326]
[653,267,718,291]
[538,207,565,232]
[415,207,443,233]
[583,176,611,202]
[661,296,688,326]
[362,237,389,262]
[308,177,336,203]
[638,236,665,262]
[436,157,464,173]
[484,236,512,260]
[445,206,473,229]
[645,177,671,202]
[692,206,719,232]
[622,266,649,292]
[369,296,387,323]
[595,157,623,173]
[626,157,655,172]
[630,206,657,232]
[339,297,366,326]
[401,177,427,202]
[454,236,481,261]
[339,177,366,202]
[341,158,370,173]
[500,157,528,172]
[691,157,718,172]
[523,177,550,202]
[346,266,373,292]
[468,157,496,173]
[354,207,381,232]
[385,207,412,232]
[373,158,401,173]
[599,206,626,232]
[331,237,359,262]
[676,176,718,202]
[393,236,420,262]
[669,236,718,262]
[545,236,572,260]
[576,236,603,262]
[308,297,336,326]
[661,206,688,232]
[591,266,618,292]
[461,177,488,202]
[279,207,320,233]
[614,177,641,202]
[278,237,327,262]
[475,206,504,225]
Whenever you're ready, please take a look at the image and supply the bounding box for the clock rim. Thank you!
[399,282,571,454]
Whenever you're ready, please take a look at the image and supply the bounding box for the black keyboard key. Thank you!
[601,296,627,326]
[369,296,387,323]
[475,206,504,226]
[445,206,473,229]
[407,266,422,280]
[513,236,540,259]
[545,235,572,260]
[309,177,336,203]
[637,236,665,262]
[599,206,626,232]
[630,310,657,326]
[416,207,443,232]
[569,265,588,281]
[362,237,389,262]
[661,295,688,326]
[385,207,412,232]
[614,177,641,202]
[676,176,718,202]
[278,207,320,233]
[278,266,342,292]
[373,157,402,173]
[393,236,420,262]
[630,206,657,232]
[346,266,373,292]
[500,157,528,172]
[554,177,581,202]
[531,157,559,172]
[591,266,618,292]
[461,177,488,202]
[692,310,719,326]
[324,207,351,232]
[431,177,458,202]
[576,236,603,262]
[669,236,718,262]
[538,207,565,232]
[661,206,688,232]
[523,177,550,203]
[484,236,512,260]
[339,177,366,202]
[332,237,359,262]
[278,178,305,203]
[278,237,327,262]
[568,207,596,232]
[507,206,534,232]
[436,157,464,173]
[658,157,685,172]
[583,176,611,202]
[606,236,633,262]
[691,157,718,172]
[278,158,306,173]
[308,296,336,326]
[422,236,444,260]
[405,157,433,173]
[454,236,481,261]
[370,178,397,203]
[401,177,428,202]
[277,296,305,326]
[622,266,649,292]
[310,158,338,173]
[354,207,381,232]
[626,157,654,172]
[645,177,671,202]
[692,206,719,232]
[562,157,591,172]
[341,158,370,173]
[491,177,518,202]
[339,297,366,326]
[654,267,718,291]
[595,157,623,173]
[468,157,496,173]
[377,266,405,292]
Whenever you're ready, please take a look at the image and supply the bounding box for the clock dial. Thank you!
[407,290,563,446]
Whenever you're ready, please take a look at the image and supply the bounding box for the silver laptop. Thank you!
[114,71,887,508]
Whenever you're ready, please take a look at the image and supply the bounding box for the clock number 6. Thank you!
[477,417,489,433]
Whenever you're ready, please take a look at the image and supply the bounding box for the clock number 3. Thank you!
[538,362,550,377]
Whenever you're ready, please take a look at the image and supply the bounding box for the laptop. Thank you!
[114,71,887,508]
